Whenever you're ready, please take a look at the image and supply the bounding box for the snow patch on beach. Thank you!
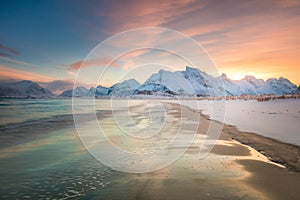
[163,99,300,146]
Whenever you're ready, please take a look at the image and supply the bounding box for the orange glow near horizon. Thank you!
[218,61,300,85]
[99,0,300,86]
[0,65,54,82]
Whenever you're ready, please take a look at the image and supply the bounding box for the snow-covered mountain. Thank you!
[87,79,141,97]
[136,66,226,96]
[0,80,55,98]
[59,86,89,97]
[265,77,297,95]
[87,87,96,96]
[2,68,297,98]
[296,86,300,94]
[134,66,297,97]
[66,67,297,97]
[133,83,176,96]
[180,66,226,96]
[138,69,195,96]
[224,75,297,96]
[109,79,141,96]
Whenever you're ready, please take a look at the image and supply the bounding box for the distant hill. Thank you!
[59,86,89,97]
[92,79,141,97]
[0,80,54,98]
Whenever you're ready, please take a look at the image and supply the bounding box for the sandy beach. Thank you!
[0,99,299,199]
[176,102,300,199]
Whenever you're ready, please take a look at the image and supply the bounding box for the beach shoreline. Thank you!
[168,102,300,199]
[1,99,300,199]
[178,103,300,172]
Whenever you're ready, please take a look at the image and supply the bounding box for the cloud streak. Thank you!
[0,43,19,57]
[0,56,43,68]
[92,0,300,84]
[67,58,119,70]
[0,65,54,82]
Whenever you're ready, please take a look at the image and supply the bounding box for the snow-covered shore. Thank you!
[162,98,300,146]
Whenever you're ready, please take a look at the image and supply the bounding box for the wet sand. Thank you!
[222,124,300,172]
[87,102,300,199]
[171,102,300,200]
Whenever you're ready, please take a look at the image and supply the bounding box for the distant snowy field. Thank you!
[163,99,300,146]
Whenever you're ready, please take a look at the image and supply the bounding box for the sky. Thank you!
[0,0,300,93]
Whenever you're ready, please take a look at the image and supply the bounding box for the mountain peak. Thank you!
[0,80,54,98]
[278,77,291,83]
[185,66,194,71]
[122,78,140,85]
[158,69,170,74]
[13,80,36,86]
[221,73,228,80]
[243,75,256,81]
[185,66,201,73]
[18,80,34,84]
[59,86,88,97]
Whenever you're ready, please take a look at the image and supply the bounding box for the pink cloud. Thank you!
[0,56,42,68]
[77,0,300,84]
[0,43,19,56]
[98,0,206,34]
[0,65,54,82]
[67,58,119,70]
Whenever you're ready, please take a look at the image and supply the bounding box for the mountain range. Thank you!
[0,67,299,98]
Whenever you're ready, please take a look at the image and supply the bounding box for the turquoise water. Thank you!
[0,127,118,199]
[0,99,121,199]
[0,99,179,199]
[0,99,72,126]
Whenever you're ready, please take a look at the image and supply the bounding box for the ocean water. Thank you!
[0,99,117,199]
[0,99,203,199]
[0,99,73,126]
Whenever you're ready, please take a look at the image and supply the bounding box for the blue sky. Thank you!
[1,0,300,93]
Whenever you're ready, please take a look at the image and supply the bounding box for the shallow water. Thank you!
[0,99,72,126]
[0,99,199,198]
[0,99,115,198]
[0,124,121,199]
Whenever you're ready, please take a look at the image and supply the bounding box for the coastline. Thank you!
[169,102,300,199]
[179,102,300,172]
[1,99,299,199]
[161,103,300,199]
[1,99,299,171]
[223,124,300,172]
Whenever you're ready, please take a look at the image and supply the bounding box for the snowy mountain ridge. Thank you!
[1,67,298,98]
[59,86,89,97]
[134,66,297,97]
[59,79,141,97]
